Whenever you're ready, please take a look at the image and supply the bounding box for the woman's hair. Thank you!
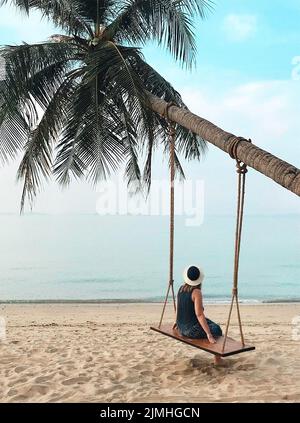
[179,283,201,293]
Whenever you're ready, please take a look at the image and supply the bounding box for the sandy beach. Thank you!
[0,303,299,403]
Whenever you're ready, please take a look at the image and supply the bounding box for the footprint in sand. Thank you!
[236,363,256,371]
[10,394,28,402]
[34,374,55,384]
[46,348,58,353]
[8,377,28,387]
[25,384,50,397]
[199,366,219,376]
[123,376,140,384]
[10,385,50,401]
[14,366,28,374]
[7,388,19,397]
[262,357,281,366]
[140,370,152,377]
[62,376,90,385]
[83,363,95,370]
[189,358,205,368]
[95,385,123,395]
[282,393,300,401]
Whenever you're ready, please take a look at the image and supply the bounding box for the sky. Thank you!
[0,0,299,216]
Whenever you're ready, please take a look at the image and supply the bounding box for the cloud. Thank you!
[178,79,300,215]
[182,80,300,151]
[223,14,257,42]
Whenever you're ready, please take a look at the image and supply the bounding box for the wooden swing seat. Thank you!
[151,324,255,357]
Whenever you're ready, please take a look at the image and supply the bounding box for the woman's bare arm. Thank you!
[192,289,216,343]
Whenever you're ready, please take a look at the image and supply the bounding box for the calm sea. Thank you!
[0,214,299,303]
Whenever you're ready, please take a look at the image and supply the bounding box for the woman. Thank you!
[174,265,223,365]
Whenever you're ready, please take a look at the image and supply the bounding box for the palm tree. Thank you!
[148,94,300,197]
[0,0,213,210]
[1,1,299,203]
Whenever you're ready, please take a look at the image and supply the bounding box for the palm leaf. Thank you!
[16,74,79,211]
[0,0,210,210]
[0,0,94,36]
[105,0,213,68]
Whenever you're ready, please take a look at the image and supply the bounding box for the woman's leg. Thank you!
[206,319,223,365]
[185,323,207,339]
[187,320,222,339]
[206,319,222,337]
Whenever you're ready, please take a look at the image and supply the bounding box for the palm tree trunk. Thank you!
[148,93,300,197]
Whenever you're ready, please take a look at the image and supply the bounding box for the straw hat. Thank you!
[183,265,205,286]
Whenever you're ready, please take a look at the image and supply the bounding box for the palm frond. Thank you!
[116,98,141,189]
[0,0,210,210]
[0,110,29,163]
[129,54,207,164]
[0,0,94,36]
[54,79,125,185]
[77,0,117,25]
[16,74,79,211]
[105,0,213,67]
[17,128,52,212]
[0,41,81,162]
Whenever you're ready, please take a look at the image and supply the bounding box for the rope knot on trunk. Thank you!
[227,137,252,161]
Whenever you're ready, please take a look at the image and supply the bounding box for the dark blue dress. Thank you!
[176,288,222,339]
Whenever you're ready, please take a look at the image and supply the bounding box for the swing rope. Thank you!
[158,103,177,328]
[222,138,251,352]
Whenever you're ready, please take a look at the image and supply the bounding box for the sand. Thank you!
[0,303,299,403]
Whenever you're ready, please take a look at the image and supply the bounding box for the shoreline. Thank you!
[1,298,300,305]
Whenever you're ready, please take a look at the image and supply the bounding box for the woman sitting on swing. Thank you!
[174,265,223,364]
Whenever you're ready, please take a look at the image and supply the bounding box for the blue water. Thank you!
[0,214,299,302]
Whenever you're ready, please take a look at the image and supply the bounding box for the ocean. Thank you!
[0,214,299,303]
